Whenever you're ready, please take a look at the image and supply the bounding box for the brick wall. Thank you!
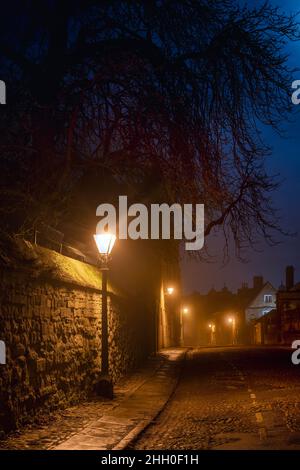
[0,244,154,432]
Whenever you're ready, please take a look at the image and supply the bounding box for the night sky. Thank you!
[182,0,300,294]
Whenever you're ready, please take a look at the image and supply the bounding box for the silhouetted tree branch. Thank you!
[0,0,298,259]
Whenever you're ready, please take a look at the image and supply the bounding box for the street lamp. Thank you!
[180,306,189,346]
[227,316,236,345]
[208,322,216,345]
[94,233,116,261]
[166,286,174,295]
[94,232,116,397]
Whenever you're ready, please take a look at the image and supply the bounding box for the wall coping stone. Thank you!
[1,238,121,296]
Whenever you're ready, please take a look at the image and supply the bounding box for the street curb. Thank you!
[113,349,188,450]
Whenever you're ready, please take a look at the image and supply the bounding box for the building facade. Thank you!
[245,281,277,324]
[277,266,300,345]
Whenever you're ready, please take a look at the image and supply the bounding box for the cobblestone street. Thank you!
[132,347,300,450]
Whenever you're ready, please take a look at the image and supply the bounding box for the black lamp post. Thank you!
[94,232,116,397]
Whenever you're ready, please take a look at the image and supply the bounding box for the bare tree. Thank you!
[0,0,298,258]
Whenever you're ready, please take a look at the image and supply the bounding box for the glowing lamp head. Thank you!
[228,317,233,324]
[167,287,174,295]
[183,307,189,314]
[208,323,212,328]
[94,233,116,256]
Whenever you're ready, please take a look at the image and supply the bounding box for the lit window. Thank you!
[264,294,272,303]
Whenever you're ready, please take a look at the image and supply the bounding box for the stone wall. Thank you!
[0,243,154,432]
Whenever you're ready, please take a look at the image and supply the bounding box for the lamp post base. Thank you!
[95,374,114,399]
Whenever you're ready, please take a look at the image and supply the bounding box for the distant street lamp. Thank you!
[208,322,216,345]
[94,232,116,397]
[227,316,236,345]
[166,286,174,295]
[180,306,189,346]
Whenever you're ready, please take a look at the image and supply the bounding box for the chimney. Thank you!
[253,276,263,290]
[286,265,294,290]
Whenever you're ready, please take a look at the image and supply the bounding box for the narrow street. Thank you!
[132,347,300,450]
[2,346,300,450]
